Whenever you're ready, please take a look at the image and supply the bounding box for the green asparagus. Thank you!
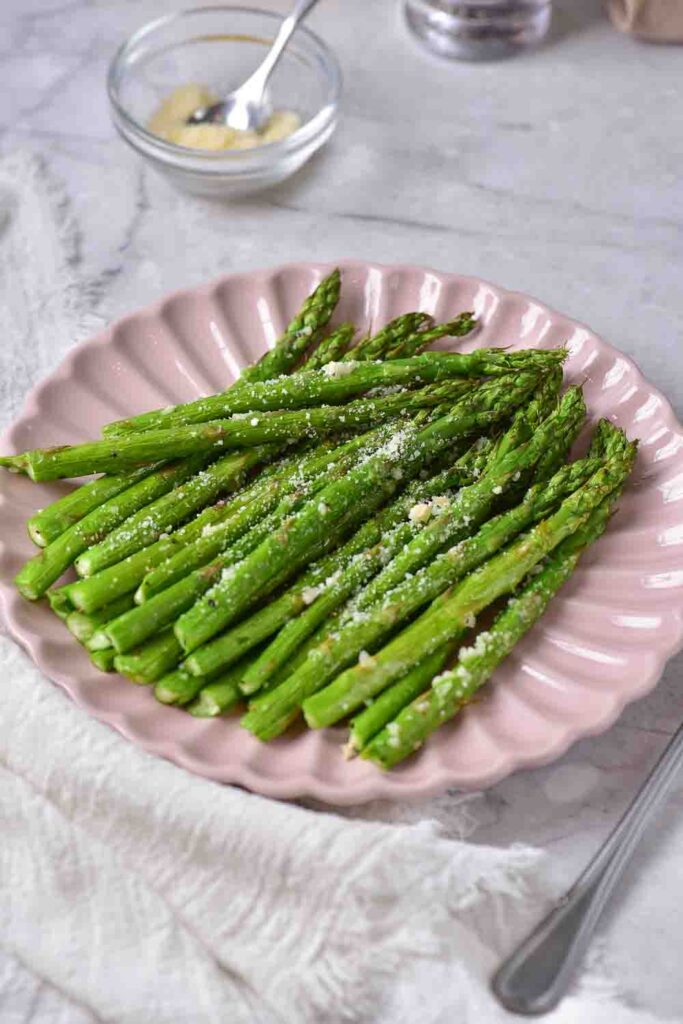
[301,443,636,730]
[240,441,605,697]
[363,497,618,768]
[103,349,515,436]
[184,449,478,681]
[12,380,478,480]
[136,425,398,601]
[26,465,160,547]
[305,323,356,369]
[347,646,453,756]
[174,372,540,655]
[14,455,214,599]
[113,629,182,684]
[238,268,341,384]
[74,445,280,577]
[353,385,585,610]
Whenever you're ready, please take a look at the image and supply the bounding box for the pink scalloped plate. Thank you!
[2,261,683,804]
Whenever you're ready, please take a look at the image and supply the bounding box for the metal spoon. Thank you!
[492,720,683,1015]
[187,0,322,132]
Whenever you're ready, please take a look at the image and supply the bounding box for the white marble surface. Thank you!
[1,0,682,1019]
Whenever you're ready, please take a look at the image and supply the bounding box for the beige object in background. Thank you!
[606,0,683,41]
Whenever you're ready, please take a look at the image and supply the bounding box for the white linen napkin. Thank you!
[0,151,670,1024]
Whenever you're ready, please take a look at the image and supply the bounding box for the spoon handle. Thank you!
[247,0,322,94]
[492,720,683,1016]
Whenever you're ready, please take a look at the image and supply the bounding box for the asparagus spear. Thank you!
[102,346,546,437]
[103,449,389,655]
[76,425,387,580]
[382,314,477,360]
[60,441,340,612]
[73,445,284,577]
[174,372,540,655]
[238,268,341,384]
[91,648,116,672]
[26,465,160,547]
[352,385,586,611]
[47,588,73,620]
[183,446,478,681]
[187,676,242,717]
[301,444,636,730]
[153,668,208,706]
[187,658,256,716]
[113,628,181,684]
[305,323,356,369]
[240,444,619,741]
[347,646,453,756]
[363,497,619,768]
[239,444,603,697]
[65,592,136,645]
[343,312,432,361]
[11,380,476,481]
[14,455,216,600]
[136,425,398,601]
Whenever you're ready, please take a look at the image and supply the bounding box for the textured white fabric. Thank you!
[0,152,670,1024]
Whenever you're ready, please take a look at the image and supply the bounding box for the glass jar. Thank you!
[404,0,552,60]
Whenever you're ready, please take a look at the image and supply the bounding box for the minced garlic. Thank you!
[148,84,301,150]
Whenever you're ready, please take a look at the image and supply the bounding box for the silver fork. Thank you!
[492,720,683,1015]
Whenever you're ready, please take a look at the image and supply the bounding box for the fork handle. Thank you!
[247,0,322,95]
[492,721,683,1016]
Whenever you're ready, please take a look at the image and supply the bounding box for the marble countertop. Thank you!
[1,0,682,1019]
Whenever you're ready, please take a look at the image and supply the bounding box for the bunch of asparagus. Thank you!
[2,269,637,769]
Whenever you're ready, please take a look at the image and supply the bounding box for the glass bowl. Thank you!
[107,6,341,197]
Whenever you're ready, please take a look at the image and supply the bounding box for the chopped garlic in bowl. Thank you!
[148,84,301,151]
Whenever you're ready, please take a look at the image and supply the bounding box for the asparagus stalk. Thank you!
[301,444,636,730]
[238,268,341,384]
[60,441,336,612]
[74,445,280,577]
[347,646,453,756]
[352,385,585,611]
[240,443,619,741]
[239,445,603,697]
[47,588,73,620]
[102,349,513,436]
[153,668,207,706]
[382,314,477,360]
[103,452,388,655]
[113,629,181,684]
[184,447,477,681]
[91,648,116,672]
[174,372,540,655]
[187,658,257,716]
[14,455,215,600]
[363,498,619,768]
[26,465,160,547]
[343,312,432,361]
[305,323,356,369]
[187,677,242,717]
[65,592,136,645]
[136,425,397,601]
[12,380,476,481]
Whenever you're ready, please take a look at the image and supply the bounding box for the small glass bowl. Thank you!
[107,6,341,198]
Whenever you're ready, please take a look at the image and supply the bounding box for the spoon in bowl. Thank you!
[186,0,322,132]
